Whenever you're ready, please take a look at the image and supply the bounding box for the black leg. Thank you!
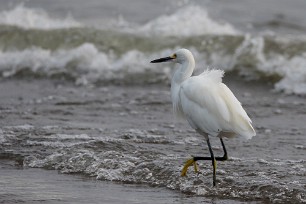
[206,138,216,186]
[181,138,228,185]
[220,138,228,160]
[193,138,228,161]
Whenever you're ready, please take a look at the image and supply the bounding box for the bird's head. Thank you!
[150,48,193,64]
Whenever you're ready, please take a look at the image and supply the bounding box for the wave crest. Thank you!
[0,4,80,29]
[138,5,238,36]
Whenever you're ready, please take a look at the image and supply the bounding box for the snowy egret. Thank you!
[151,48,256,186]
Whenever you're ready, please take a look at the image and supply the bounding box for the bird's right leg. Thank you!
[192,138,228,161]
[218,138,228,161]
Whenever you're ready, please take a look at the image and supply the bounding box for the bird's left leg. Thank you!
[206,137,217,186]
[181,138,227,181]
[181,157,199,177]
[181,138,217,186]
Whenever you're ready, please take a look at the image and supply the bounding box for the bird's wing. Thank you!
[180,75,230,125]
[180,70,255,139]
[218,83,255,138]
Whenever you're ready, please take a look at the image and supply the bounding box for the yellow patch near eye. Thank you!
[171,54,177,59]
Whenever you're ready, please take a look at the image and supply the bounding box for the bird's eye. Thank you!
[171,54,177,59]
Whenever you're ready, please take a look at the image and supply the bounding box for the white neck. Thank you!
[172,57,195,85]
[170,56,195,111]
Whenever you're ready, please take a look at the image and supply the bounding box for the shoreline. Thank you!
[0,159,247,204]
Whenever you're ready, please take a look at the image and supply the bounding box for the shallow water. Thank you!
[2,160,234,204]
[0,79,305,203]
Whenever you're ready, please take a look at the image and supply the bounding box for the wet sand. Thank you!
[0,76,305,203]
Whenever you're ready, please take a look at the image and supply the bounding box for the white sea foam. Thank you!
[1,36,306,94]
[0,4,80,29]
[0,43,109,79]
[272,54,306,94]
[138,5,238,36]
[258,52,306,95]
[0,4,236,36]
[229,35,306,95]
[0,43,173,84]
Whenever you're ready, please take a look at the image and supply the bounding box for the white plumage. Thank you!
[168,49,255,140]
[177,70,255,139]
[151,48,255,186]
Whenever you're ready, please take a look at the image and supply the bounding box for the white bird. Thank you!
[151,48,255,186]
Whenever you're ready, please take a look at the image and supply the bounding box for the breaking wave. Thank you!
[0,4,306,94]
[0,3,80,29]
[137,5,238,36]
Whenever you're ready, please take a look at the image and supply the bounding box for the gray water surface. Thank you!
[1,160,244,204]
[1,0,306,34]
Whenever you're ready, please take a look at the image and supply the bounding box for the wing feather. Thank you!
[179,69,255,139]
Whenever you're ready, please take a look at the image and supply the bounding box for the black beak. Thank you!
[150,56,173,63]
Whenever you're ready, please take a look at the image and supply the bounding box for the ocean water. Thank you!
[0,80,306,203]
[0,1,306,93]
[0,1,306,203]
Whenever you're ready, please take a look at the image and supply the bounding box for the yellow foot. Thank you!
[181,157,199,177]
